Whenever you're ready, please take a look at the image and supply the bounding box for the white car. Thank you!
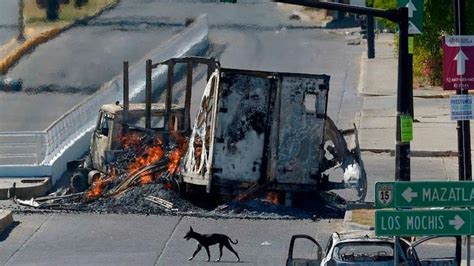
[286,232,457,266]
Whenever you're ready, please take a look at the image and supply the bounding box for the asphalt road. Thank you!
[0,0,18,46]
[0,213,339,265]
[1,0,360,132]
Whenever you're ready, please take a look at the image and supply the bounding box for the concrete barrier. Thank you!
[0,15,209,184]
[0,209,13,234]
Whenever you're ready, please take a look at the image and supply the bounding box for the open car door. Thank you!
[409,236,457,266]
[286,235,323,266]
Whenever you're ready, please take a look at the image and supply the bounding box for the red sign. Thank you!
[443,36,474,90]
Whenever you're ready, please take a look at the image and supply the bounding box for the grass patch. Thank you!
[24,0,116,27]
[351,209,375,227]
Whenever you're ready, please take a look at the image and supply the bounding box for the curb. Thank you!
[360,148,459,157]
[0,177,51,200]
[0,0,120,75]
[0,209,13,235]
[343,203,375,231]
[357,51,367,95]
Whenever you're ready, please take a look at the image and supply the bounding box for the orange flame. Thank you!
[87,168,118,199]
[128,144,165,176]
[121,132,142,149]
[265,192,279,205]
[87,132,189,199]
[168,133,188,175]
[139,170,153,185]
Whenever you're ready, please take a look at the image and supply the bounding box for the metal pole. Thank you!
[123,61,129,125]
[17,0,25,42]
[367,15,375,59]
[394,237,399,266]
[454,0,471,182]
[145,59,152,129]
[395,7,411,182]
[165,62,174,131]
[273,0,399,22]
[454,0,471,264]
[184,62,193,132]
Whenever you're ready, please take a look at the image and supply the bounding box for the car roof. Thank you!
[332,231,402,244]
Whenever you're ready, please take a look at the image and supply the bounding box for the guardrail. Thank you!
[0,15,209,182]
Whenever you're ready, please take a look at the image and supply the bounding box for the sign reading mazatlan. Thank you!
[375,181,474,208]
[376,209,471,236]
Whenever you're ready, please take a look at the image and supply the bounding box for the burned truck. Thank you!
[72,57,367,202]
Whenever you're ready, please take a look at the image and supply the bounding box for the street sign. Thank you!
[398,0,423,34]
[375,209,471,236]
[443,35,474,90]
[451,95,474,120]
[376,181,474,208]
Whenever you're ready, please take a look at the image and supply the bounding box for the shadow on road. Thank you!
[0,221,20,242]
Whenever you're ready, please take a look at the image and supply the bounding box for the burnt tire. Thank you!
[70,170,89,192]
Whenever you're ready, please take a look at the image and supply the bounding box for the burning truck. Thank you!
[69,57,367,205]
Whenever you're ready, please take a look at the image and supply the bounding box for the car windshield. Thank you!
[333,242,394,263]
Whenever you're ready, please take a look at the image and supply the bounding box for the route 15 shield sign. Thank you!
[375,183,394,208]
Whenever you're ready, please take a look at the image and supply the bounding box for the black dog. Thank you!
[184,226,240,262]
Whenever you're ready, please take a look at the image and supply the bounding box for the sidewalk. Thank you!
[357,33,469,156]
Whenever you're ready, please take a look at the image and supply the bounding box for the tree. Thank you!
[36,0,70,21]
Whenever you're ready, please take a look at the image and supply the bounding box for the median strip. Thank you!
[0,0,119,75]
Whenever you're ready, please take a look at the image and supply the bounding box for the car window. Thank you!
[333,242,394,263]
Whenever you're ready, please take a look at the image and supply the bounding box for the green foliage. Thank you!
[413,0,453,85]
[371,0,474,86]
[369,0,397,31]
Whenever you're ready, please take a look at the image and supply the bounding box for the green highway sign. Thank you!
[376,181,474,208]
[376,209,471,236]
[398,0,423,34]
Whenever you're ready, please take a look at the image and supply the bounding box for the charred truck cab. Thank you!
[90,103,187,173]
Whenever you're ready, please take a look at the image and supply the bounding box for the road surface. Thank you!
[0,213,340,265]
[0,0,19,49]
[1,0,361,131]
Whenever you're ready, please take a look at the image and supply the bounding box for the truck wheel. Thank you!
[70,170,88,192]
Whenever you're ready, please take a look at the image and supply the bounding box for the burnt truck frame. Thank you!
[74,57,366,201]
[156,57,366,200]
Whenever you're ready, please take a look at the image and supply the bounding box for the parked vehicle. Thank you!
[286,232,457,266]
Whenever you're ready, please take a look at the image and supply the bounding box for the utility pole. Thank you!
[395,7,411,182]
[367,15,375,58]
[17,0,25,42]
[453,0,471,264]
[275,0,412,184]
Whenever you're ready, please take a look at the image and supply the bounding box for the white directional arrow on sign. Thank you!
[449,215,465,231]
[402,187,418,202]
[454,49,469,76]
[408,21,421,34]
[406,0,417,18]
